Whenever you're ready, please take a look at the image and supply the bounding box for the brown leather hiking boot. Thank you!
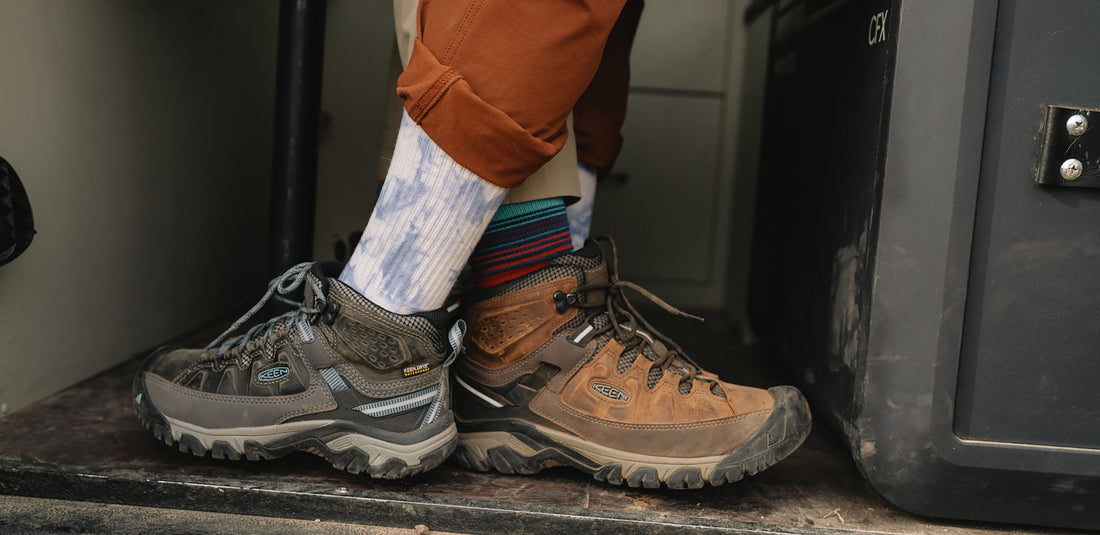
[450,239,811,489]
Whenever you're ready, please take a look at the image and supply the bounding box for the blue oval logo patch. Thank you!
[257,366,291,383]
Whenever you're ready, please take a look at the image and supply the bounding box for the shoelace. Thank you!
[205,262,325,367]
[560,237,720,389]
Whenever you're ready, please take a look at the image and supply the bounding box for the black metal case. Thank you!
[749,0,1100,529]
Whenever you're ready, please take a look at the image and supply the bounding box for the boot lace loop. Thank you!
[565,238,717,388]
[204,262,326,366]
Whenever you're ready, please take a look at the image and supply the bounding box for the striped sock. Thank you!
[470,198,573,289]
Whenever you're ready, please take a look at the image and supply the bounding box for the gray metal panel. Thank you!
[751,0,1100,527]
[952,0,1100,450]
[592,93,722,283]
[749,0,899,447]
[862,0,994,496]
[311,2,398,262]
[0,0,278,415]
[864,0,1099,527]
[629,0,730,92]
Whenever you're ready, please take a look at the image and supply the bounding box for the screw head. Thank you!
[1067,114,1089,136]
[1061,158,1084,181]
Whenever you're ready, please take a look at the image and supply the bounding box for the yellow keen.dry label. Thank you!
[403,363,430,377]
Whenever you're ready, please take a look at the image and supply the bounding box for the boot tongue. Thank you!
[568,240,726,398]
[562,239,607,305]
[306,261,344,306]
[580,259,608,306]
[303,271,323,307]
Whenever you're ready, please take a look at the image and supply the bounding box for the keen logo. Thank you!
[403,363,430,377]
[257,366,291,383]
[591,382,629,402]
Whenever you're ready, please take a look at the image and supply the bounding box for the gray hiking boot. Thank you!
[133,261,464,478]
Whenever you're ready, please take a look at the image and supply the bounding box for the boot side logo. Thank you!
[257,366,291,383]
[591,382,630,402]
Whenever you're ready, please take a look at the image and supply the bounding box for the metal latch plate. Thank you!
[1037,105,1100,189]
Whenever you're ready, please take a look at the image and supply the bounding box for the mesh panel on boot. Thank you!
[371,407,426,432]
[331,281,447,353]
[616,331,727,398]
[555,251,602,271]
[480,251,600,301]
[646,366,664,389]
[590,313,610,330]
[617,347,639,374]
[481,265,574,301]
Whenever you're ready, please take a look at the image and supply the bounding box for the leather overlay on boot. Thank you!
[451,240,813,489]
[528,338,773,458]
[133,262,462,479]
[141,364,335,430]
[464,278,580,370]
[556,339,774,424]
[161,339,312,398]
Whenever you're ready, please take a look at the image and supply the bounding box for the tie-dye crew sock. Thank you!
[566,161,598,250]
[469,197,573,289]
[339,111,506,315]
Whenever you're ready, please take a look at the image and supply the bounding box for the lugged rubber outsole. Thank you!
[452,386,811,489]
[134,372,456,479]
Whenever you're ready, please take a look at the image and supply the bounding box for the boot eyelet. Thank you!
[553,290,568,313]
[320,301,340,325]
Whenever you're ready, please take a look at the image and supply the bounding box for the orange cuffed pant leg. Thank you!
[398,0,630,189]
